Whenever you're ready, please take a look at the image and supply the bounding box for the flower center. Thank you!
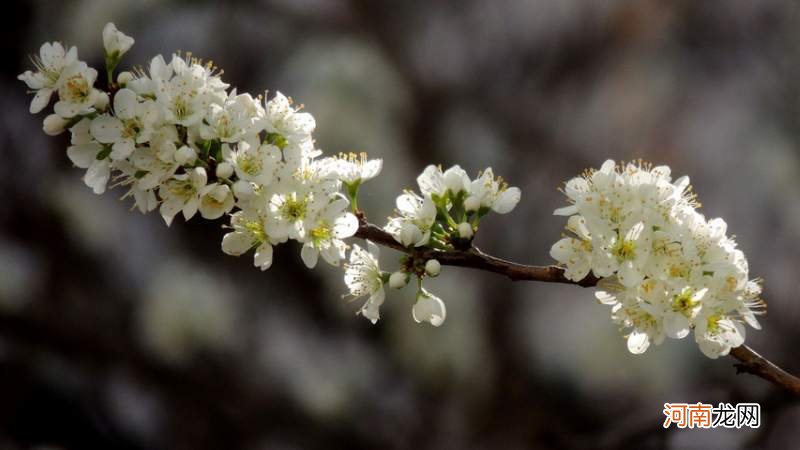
[281,197,307,222]
[60,75,90,102]
[612,239,636,262]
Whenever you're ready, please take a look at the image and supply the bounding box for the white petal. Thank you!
[254,243,273,270]
[627,330,650,354]
[360,288,385,324]
[412,290,446,327]
[553,205,579,216]
[301,244,319,269]
[664,313,691,339]
[67,143,101,168]
[84,159,110,194]
[221,232,253,256]
[549,238,576,263]
[182,198,198,221]
[113,88,138,119]
[492,187,521,214]
[90,116,124,143]
[333,213,359,238]
[110,140,134,160]
[30,88,54,114]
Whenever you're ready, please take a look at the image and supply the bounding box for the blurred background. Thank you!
[3,0,800,448]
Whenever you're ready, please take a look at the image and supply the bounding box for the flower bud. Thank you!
[103,22,135,58]
[464,196,481,212]
[93,91,109,110]
[216,162,234,179]
[424,259,441,277]
[389,271,409,289]
[42,114,69,136]
[444,170,466,194]
[457,222,473,239]
[175,145,197,165]
[117,71,134,86]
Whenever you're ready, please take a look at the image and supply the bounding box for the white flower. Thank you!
[53,61,99,118]
[412,288,446,327]
[103,23,134,58]
[65,118,110,194]
[694,308,745,359]
[154,54,226,127]
[159,167,208,226]
[269,188,312,241]
[662,287,706,340]
[325,152,383,185]
[199,183,235,220]
[299,196,359,268]
[90,88,158,160]
[228,140,281,186]
[384,192,437,247]
[549,215,594,281]
[18,42,78,113]
[200,92,265,143]
[222,209,280,270]
[467,168,521,214]
[261,91,315,144]
[343,241,385,324]
[552,160,765,358]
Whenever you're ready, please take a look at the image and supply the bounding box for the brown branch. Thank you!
[354,218,800,396]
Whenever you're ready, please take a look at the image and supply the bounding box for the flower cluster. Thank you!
[550,160,765,358]
[356,164,521,326]
[21,23,528,328]
[18,23,379,275]
[385,164,521,248]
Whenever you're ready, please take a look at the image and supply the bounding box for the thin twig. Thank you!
[354,218,800,396]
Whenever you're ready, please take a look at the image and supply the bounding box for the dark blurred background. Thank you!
[3,1,800,449]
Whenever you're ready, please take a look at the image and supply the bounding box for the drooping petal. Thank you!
[412,289,446,327]
[626,330,650,354]
[663,313,691,339]
[84,159,111,194]
[254,243,273,270]
[30,88,54,114]
[360,288,385,324]
[221,232,253,256]
[300,244,319,269]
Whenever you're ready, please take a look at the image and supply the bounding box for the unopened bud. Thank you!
[43,114,69,136]
[424,259,441,277]
[389,271,409,289]
[117,71,134,86]
[444,171,465,193]
[464,196,480,212]
[175,145,197,165]
[216,161,234,179]
[93,91,109,110]
[457,222,474,239]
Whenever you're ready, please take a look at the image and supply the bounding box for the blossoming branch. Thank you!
[18,23,800,395]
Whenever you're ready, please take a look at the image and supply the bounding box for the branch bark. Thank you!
[354,218,800,396]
